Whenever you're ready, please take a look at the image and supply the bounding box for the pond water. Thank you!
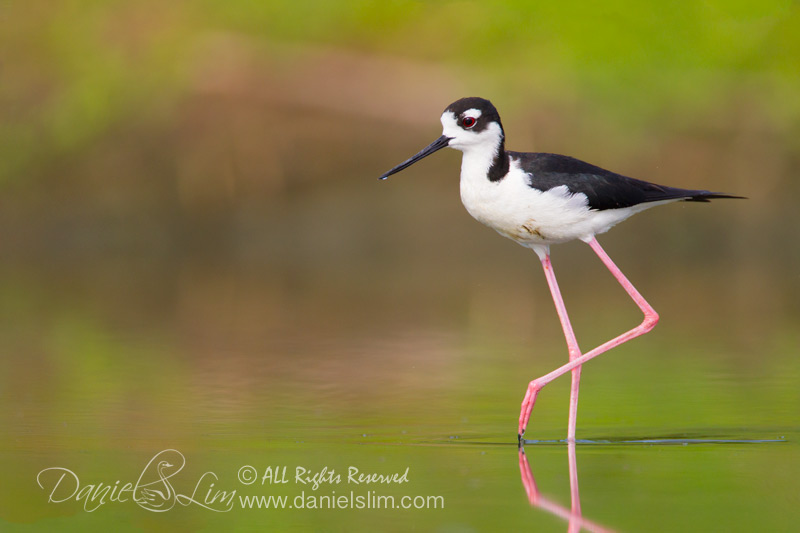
[1,182,798,531]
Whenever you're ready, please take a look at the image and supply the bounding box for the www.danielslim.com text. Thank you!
[239,491,444,510]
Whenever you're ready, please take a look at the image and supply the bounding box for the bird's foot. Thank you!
[518,380,542,439]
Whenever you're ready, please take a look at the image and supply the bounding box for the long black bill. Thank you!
[378,135,452,180]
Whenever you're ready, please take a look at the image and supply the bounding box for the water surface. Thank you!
[1,230,798,531]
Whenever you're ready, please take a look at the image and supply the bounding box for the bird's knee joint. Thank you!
[527,379,543,393]
[641,311,659,332]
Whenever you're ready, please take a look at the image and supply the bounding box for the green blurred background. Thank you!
[1,1,799,531]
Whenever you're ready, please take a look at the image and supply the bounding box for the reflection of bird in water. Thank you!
[379,97,742,441]
[519,442,614,533]
[139,461,174,510]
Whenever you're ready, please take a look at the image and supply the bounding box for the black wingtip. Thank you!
[706,192,747,200]
[685,192,747,202]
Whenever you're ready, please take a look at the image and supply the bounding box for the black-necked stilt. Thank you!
[378,97,742,443]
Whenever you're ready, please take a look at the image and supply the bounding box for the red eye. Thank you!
[462,116,476,128]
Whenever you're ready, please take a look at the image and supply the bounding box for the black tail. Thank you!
[679,190,747,203]
[641,184,746,203]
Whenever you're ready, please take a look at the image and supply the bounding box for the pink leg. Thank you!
[518,236,659,439]
[568,439,581,520]
[539,253,583,442]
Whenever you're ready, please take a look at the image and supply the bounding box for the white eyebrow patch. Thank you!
[463,108,482,119]
[440,111,457,128]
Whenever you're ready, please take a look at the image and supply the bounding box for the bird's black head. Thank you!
[378,96,505,180]
[443,97,504,135]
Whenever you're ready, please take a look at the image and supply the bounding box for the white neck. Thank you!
[461,143,500,176]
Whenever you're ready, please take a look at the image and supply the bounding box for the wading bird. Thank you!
[378,97,741,442]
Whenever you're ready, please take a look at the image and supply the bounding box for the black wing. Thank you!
[509,152,741,211]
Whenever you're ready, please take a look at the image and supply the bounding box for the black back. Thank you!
[511,152,740,210]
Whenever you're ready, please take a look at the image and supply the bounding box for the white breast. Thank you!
[459,156,655,248]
